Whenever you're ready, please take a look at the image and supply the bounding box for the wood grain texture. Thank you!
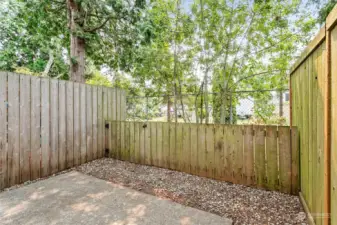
[0,72,8,189]
[58,81,67,171]
[73,83,80,166]
[0,72,127,191]
[50,79,59,174]
[30,76,41,180]
[103,121,296,194]
[244,125,254,186]
[40,77,50,178]
[66,81,74,168]
[86,85,93,162]
[19,75,31,183]
[266,126,278,191]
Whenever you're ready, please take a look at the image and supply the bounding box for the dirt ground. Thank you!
[76,158,307,225]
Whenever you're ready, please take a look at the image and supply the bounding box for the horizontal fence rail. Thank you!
[106,121,299,194]
[0,72,126,190]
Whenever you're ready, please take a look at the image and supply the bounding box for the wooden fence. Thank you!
[290,5,337,225]
[0,72,126,190]
[106,121,299,194]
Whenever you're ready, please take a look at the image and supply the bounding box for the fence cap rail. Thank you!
[326,4,337,30]
[290,4,337,75]
[289,26,326,75]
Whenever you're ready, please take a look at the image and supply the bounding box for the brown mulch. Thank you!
[76,158,307,225]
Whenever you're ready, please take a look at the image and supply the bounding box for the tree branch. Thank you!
[228,70,282,90]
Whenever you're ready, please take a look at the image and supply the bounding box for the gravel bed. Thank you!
[76,158,307,225]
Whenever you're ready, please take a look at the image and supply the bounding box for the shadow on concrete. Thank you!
[0,171,231,225]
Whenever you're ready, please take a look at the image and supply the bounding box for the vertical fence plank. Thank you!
[156,123,163,167]
[162,122,170,168]
[233,126,244,183]
[308,54,313,211]
[116,89,121,121]
[279,126,292,193]
[182,123,190,174]
[291,127,299,194]
[112,89,117,120]
[120,121,125,160]
[97,86,103,158]
[110,118,117,158]
[86,85,93,162]
[312,48,318,216]
[139,123,145,164]
[169,123,176,170]
[224,126,233,182]
[80,84,87,164]
[330,26,337,224]
[19,75,31,183]
[109,121,117,158]
[103,87,108,121]
[134,122,140,163]
[58,81,67,171]
[121,90,126,120]
[214,125,224,180]
[30,76,41,180]
[244,125,254,186]
[40,77,50,178]
[73,83,80,166]
[266,126,278,191]
[176,123,183,171]
[129,122,134,162]
[150,122,157,166]
[8,74,20,185]
[330,26,337,225]
[145,123,151,165]
[116,90,121,159]
[50,79,59,174]
[255,125,266,189]
[92,86,98,160]
[206,125,214,178]
[116,115,121,160]
[66,81,74,168]
[316,45,325,224]
[198,125,206,177]
[190,124,198,175]
[108,88,113,121]
[0,72,7,189]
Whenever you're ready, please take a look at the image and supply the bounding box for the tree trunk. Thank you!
[167,95,172,122]
[67,0,86,83]
[279,90,284,117]
[204,68,209,124]
[42,49,54,77]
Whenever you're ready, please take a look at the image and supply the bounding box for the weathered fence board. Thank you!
[59,81,67,171]
[0,72,126,190]
[30,76,41,180]
[73,83,81,166]
[243,125,254,186]
[106,121,299,194]
[66,81,74,167]
[8,73,20,185]
[0,72,7,189]
[19,75,31,183]
[86,85,93,162]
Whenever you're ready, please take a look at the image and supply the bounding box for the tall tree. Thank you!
[0,0,149,82]
[191,0,315,123]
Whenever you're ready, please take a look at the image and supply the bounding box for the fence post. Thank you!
[105,122,111,157]
[324,24,332,225]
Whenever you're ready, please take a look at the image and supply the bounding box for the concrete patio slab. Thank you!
[0,171,232,225]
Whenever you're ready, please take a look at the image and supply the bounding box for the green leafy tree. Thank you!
[190,0,315,123]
